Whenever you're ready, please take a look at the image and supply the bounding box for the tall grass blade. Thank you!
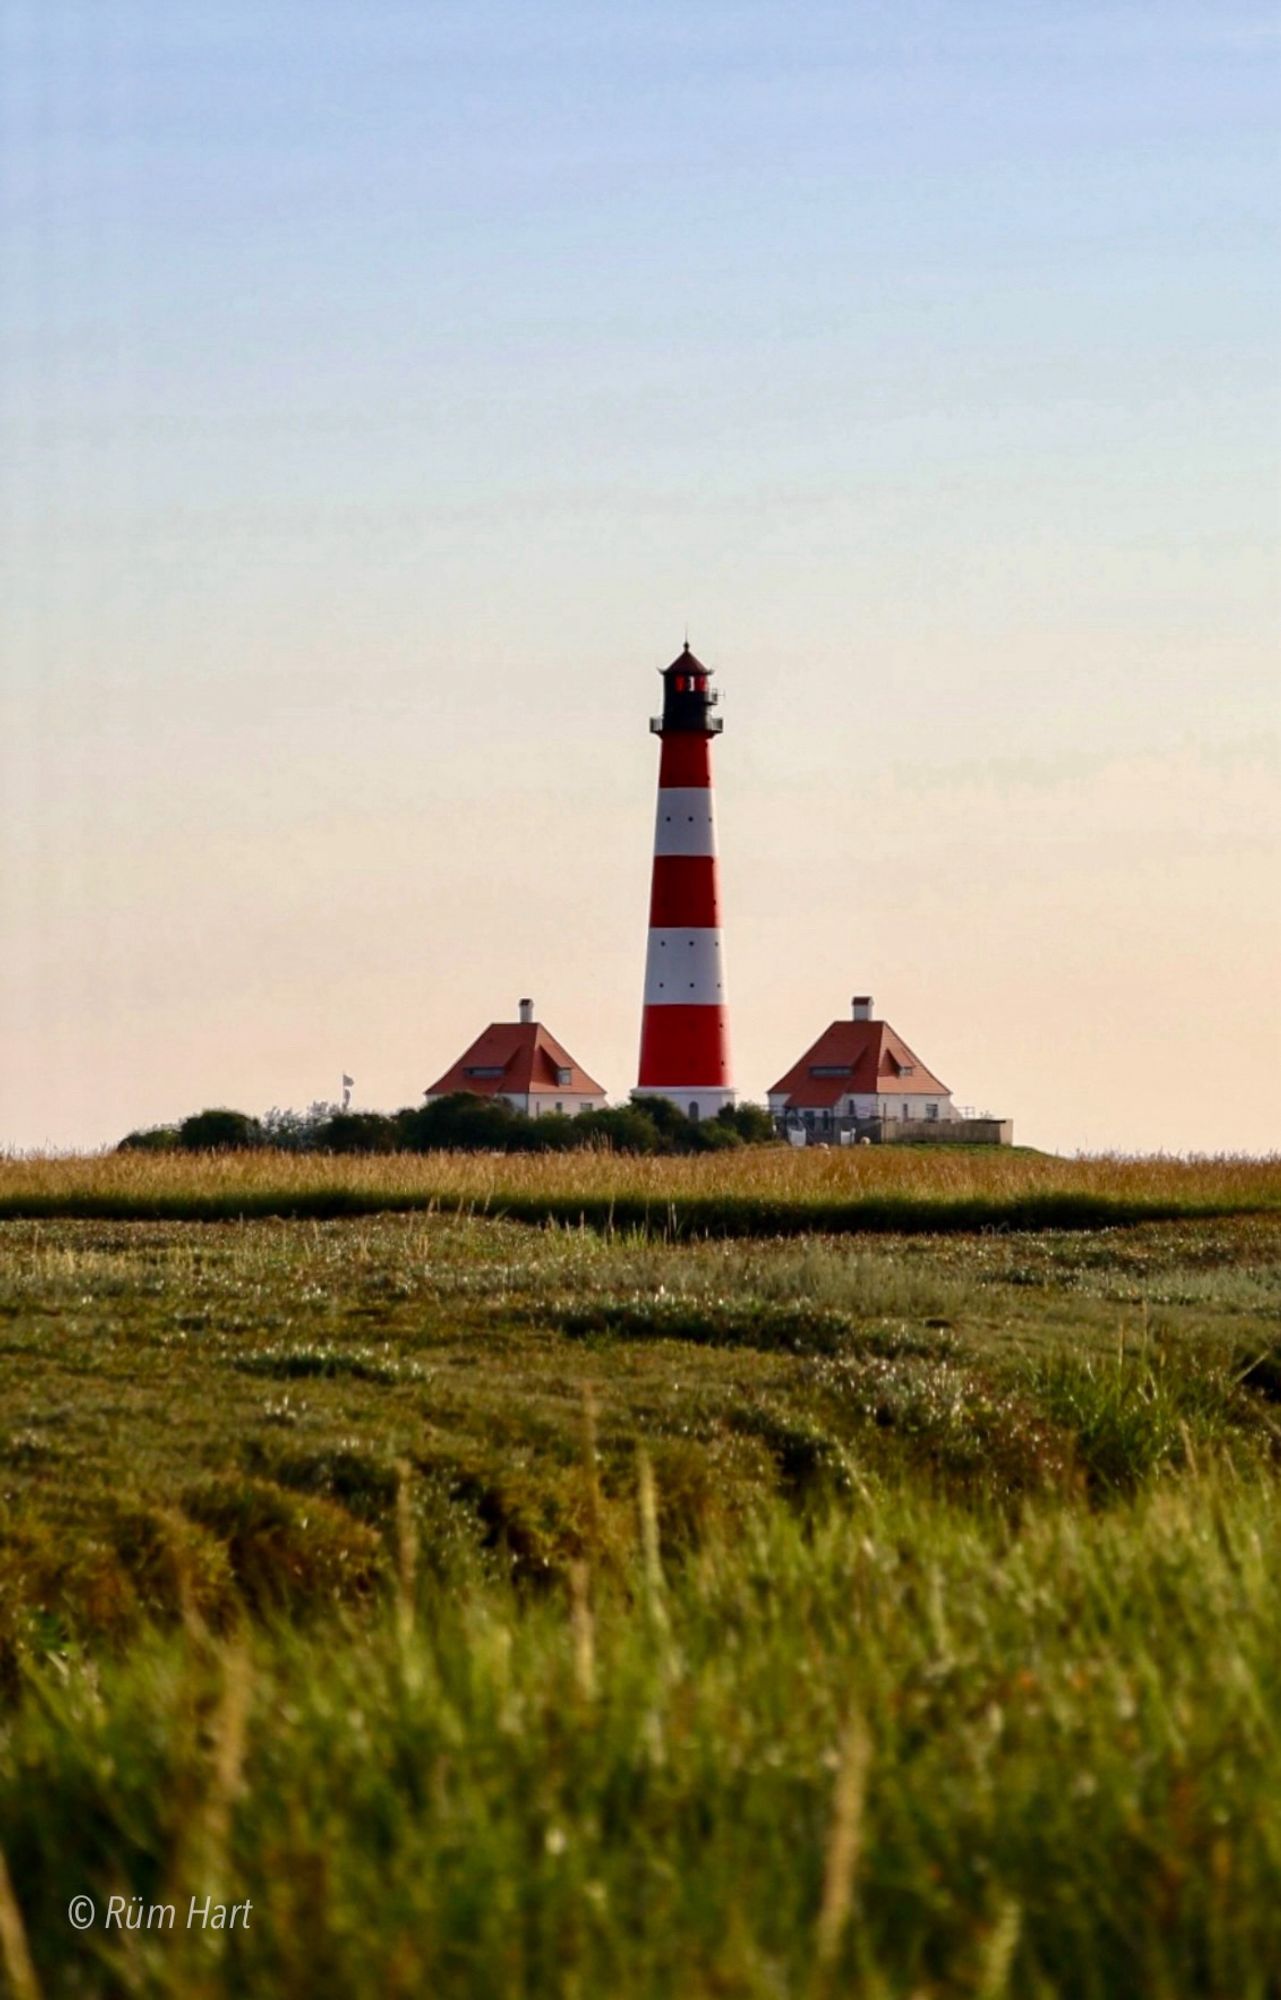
[0,1850,42,2000]
[813,1713,871,1982]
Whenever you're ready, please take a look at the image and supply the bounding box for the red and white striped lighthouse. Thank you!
[633,643,735,1119]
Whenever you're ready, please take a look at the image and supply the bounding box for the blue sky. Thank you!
[2,1,1278,1150]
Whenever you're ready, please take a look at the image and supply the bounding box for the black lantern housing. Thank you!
[650,643,723,737]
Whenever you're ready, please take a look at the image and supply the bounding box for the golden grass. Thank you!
[1,1145,1278,1213]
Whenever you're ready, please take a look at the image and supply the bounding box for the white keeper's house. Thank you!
[424,999,606,1119]
[766,996,945,1137]
[769,996,1012,1144]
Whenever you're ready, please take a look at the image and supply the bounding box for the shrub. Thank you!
[716,1102,777,1143]
[521,1112,581,1152]
[120,1093,779,1162]
[624,1097,743,1153]
[177,1108,264,1152]
[686,1119,742,1152]
[629,1095,696,1142]
[396,1094,531,1153]
[260,1102,343,1150]
[574,1106,664,1152]
[311,1112,401,1154]
[116,1126,181,1153]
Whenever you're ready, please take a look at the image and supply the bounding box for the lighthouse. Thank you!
[633,643,735,1119]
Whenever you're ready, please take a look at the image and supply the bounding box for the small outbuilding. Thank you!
[424,999,606,1119]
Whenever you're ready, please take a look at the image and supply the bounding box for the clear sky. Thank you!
[2,1,1278,1154]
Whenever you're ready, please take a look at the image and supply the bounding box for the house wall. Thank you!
[632,1086,737,1122]
[769,1093,954,1127]
[875,1094,952,1122]
[878,1117,1013,1146]
[780,1115,1013,1147]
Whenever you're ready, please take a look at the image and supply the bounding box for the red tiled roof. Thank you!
[768,1020,949,1108]
[425,1021,605,1101]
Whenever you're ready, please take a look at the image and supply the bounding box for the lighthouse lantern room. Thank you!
[633,644,736,1120]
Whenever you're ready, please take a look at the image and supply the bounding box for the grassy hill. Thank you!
[0,1153,1278,1996]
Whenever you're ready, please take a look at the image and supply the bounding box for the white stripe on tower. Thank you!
[652,789,716,856]
[642,928,726,1002]
[633,643,735,1121]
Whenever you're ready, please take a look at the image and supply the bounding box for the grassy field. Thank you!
[1,1153,1279,1995]
[1,1144,1279,1231]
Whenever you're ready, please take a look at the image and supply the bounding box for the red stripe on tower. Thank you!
[633,643,735,1120]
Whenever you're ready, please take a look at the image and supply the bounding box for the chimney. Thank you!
[519,998,534,1024]
[852,996,873,1021]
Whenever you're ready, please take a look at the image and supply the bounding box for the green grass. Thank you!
[1,1188,1279,1996]
[5,1477,1280,2000]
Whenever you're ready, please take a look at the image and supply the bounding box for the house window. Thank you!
[902,1103,910,1119]
[556,1068,572,1086]
[555,1102,564,1113]
[926,1102,939,1121]
[689,1101,700,1120]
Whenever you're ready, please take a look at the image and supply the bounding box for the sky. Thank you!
[1,0,1278,1155]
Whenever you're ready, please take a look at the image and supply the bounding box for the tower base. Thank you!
[630,1086,737,1123]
